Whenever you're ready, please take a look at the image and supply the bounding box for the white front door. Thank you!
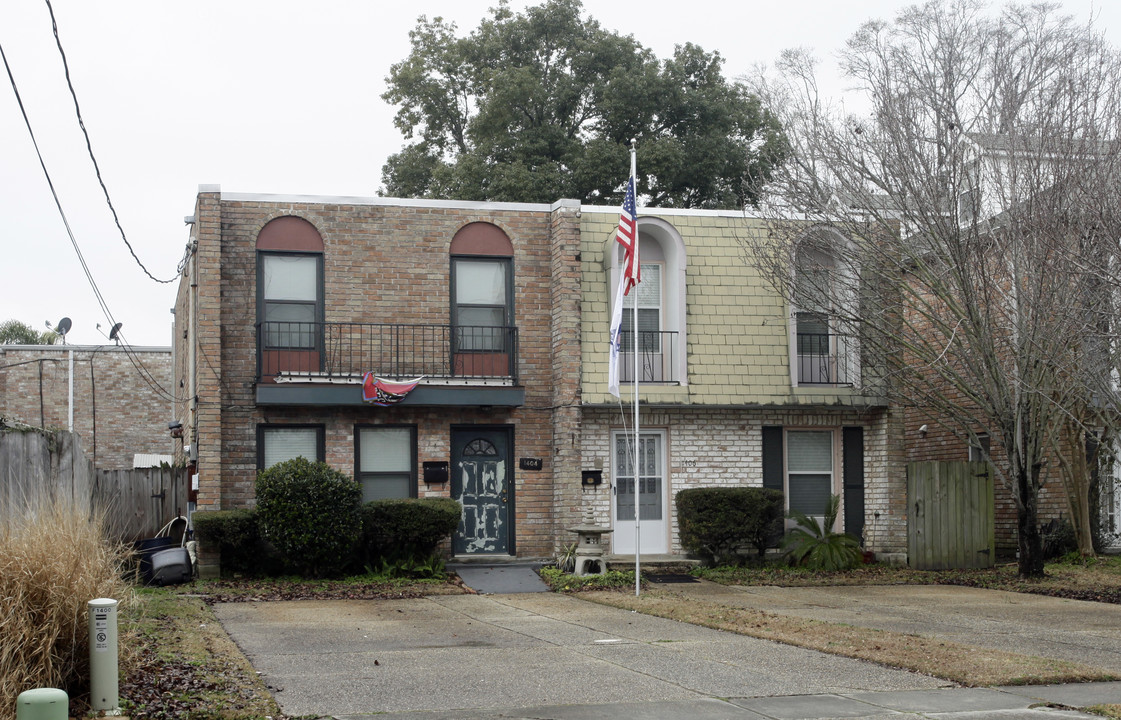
[612,430,668,554]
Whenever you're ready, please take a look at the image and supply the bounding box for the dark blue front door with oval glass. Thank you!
[451,428,511,554]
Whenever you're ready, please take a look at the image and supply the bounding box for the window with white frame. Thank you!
[258,425,323,468]
[792,231,858,388]
[356,426,416,501]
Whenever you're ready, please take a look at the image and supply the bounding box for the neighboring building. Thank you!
[174,187,584,572]
[0,344,174,469]
[578,208,907,559]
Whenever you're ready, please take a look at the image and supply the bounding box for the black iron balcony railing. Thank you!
[257,321,518,382]
[617,330,680,384]
[796,332,853,386]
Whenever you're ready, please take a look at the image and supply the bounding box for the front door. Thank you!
[451,427,512,555]
[612,430,668,554]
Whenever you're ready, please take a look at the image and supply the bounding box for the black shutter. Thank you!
[842,426,865,543]
[762,426,784,493]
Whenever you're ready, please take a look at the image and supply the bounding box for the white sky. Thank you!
[1,0,1118,347]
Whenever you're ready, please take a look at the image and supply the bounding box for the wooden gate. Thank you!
[907,461,995,570]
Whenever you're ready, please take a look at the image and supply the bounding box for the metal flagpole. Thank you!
[630,140,641,598]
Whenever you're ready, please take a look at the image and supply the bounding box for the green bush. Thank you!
[676,486,785,565]
[783,494,863,571]
[359,497,461,566]
[255,458,362,577]
[192,509,282,576]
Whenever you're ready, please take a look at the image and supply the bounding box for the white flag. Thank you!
[607,270,626,398]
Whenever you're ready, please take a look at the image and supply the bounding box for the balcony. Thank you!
[617,330,681,384]
[796,332,854,386]
[255,321,523,407]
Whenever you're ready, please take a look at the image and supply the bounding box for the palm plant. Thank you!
[783,494,863,571]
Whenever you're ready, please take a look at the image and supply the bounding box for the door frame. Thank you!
[450,424,515,556]
[610,427,669,554]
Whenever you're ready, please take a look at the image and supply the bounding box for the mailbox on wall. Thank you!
[423,461,449,484]
[581,470,603,486]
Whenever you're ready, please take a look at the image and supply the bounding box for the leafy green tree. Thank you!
[382,0,786,208]
[0,320,57,345]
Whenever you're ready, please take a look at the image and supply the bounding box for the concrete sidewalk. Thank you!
[214,587,1121,719]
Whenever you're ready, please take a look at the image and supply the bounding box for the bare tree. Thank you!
[746,0,1121,576]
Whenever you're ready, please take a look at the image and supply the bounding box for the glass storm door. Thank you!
[612,430,668,554]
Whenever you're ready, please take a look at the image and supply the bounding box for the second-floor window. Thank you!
[260,252,322,349]
[793,239,854,387]
[452,257,511,352]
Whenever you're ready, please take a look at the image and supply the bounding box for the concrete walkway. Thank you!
[213,585,1121,719]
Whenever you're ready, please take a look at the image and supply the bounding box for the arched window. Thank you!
[256,217,324,377]
[607,218,687,385]
[450,223,514,376]
[791,228,857,387]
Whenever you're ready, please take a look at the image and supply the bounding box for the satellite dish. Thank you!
[108,322,123,343]
[55,317,72,336]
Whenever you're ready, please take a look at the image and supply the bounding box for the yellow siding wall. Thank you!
[581,208,860,406]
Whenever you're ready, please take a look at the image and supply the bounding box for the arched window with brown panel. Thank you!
[256,216,325,381]
[449,222,515,379]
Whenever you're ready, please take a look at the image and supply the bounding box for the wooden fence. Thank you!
[0,428,188,540]
[907,461,995,570]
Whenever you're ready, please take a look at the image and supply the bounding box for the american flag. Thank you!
[617,175,639,295]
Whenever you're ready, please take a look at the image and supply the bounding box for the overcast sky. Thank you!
[1,0,1118,347]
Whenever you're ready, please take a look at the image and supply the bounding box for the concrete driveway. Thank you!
[213,583,1121,719]
[215,592,948,717]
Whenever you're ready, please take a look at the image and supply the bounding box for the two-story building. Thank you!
[175,187,911,573]
[174,187,586,573]
[577,208,908,559]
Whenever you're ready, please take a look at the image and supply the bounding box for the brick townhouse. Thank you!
[578,209,908,560]
[0,343,174,469]
[174,187,584,572]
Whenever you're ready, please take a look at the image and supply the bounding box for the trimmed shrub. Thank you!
[676,487,784,565]
[192,509,282,576]
[255,458,362,577]
[359,497,461,565]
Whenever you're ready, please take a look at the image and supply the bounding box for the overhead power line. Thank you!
[44,0,177,285]
[1,37,190,404]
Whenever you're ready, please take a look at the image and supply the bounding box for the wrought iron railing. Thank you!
[257,322,518,382]
[617,330,680,384]
[796,332,853,386]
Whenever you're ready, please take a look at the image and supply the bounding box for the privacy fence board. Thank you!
[1,428,186,540]
[907,461,995,570]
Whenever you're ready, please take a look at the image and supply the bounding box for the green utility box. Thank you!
[15,688,68,720]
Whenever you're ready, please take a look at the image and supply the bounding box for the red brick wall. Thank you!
[178,194,581,558]
[0,345,174,469]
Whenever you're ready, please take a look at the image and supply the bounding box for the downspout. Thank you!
[189,238,198,464]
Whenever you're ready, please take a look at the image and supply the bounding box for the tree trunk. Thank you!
[1016,466,1045,578]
